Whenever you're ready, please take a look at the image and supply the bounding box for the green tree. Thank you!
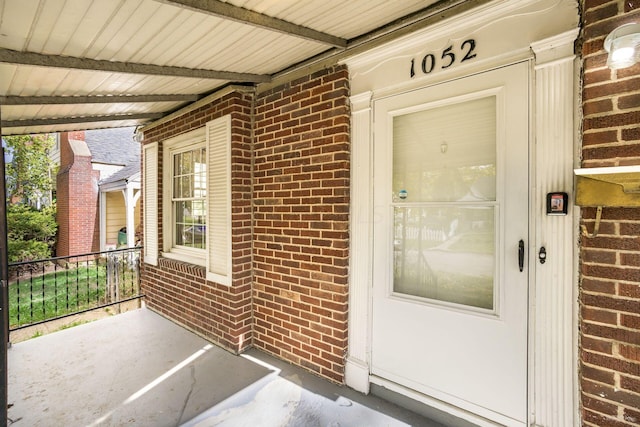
[4,134,56,206]
[4,134,58,262]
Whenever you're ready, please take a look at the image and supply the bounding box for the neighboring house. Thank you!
[137,2,640,427]
[99,161,141,250]
[55,127,140,257]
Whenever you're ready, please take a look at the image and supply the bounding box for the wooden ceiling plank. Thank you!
[156,0,347,48]
[0,48,271,82]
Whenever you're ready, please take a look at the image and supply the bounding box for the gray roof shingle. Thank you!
[85,126,139,166]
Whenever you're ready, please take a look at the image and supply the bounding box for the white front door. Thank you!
[371,62,529,426]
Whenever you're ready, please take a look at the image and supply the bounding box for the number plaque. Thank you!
[410,39,477,78]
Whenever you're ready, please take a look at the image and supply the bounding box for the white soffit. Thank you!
[0,0,452,135]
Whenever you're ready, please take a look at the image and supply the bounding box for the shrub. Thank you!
[8,239,50,263]
[7,204,57,263]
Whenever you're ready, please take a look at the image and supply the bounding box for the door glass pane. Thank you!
[393,97,496,203]
[392,96,497,310]
[393,206,495,309]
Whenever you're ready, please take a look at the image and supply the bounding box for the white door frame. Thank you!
[343,1,580,425]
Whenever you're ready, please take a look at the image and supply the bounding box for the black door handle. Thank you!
[518,240,525,272]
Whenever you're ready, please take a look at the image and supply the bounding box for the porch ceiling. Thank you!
[0,0,483,136]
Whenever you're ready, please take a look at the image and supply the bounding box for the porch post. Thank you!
[530,29,580,427]
[124,185,136,248]
[99,192,106,251]
[0,144,9,423]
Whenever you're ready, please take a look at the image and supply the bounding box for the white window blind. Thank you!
[206,115,231,285]
[143,142,159,266]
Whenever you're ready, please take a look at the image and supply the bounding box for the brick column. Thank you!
[580,1,640,425]
[56,132,100,256]
[253,65,351,382]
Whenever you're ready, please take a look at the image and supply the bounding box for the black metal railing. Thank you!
[8,247,143,331]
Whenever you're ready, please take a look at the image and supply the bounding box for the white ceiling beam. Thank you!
[1,113,164,128]
[0,48,271,82]
[0,94,199,105]
[157,0,347,48]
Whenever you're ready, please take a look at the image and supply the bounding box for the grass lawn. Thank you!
[9,264,139,329]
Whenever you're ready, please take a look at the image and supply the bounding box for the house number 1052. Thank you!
[410,39,477,78]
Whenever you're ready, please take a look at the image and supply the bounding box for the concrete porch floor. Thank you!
[8,307,448,427]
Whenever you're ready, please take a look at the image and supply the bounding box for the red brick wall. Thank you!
[580,2,640,425]
[56,132,100,257]
[141,91,254,353]
[253,65,350,382]
[141,70,350,380]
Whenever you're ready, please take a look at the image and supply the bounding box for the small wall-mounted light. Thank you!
[133,127,144,143]
[604,23,640,70]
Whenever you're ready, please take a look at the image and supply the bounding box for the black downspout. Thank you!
[0,146,9,421]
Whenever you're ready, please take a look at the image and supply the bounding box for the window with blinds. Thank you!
[143,116,231,285]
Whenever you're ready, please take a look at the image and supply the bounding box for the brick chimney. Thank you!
[56,131,100,256]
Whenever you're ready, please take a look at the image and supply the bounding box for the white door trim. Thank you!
[530,29,580,427]
[345,3,579,424]
[345,91,374,394]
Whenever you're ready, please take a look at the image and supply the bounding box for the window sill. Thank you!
[158,255,206,279]
[161,251,205,268]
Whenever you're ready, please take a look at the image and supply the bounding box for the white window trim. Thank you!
[155,116,232,286]
[162,128,207,266]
